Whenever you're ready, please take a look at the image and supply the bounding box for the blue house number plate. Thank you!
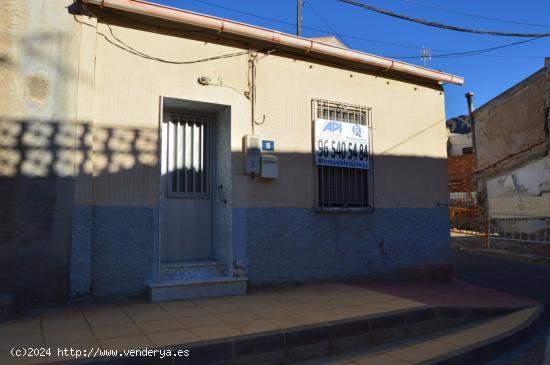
[262,140,275,152]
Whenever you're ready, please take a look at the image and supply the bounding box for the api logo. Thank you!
[323,121,342,133]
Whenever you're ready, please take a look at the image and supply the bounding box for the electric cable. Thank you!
[76,2,547,62]
[77,5,265,65]
[189,0,443,51]
[395,0,550,29]
[188,0,549,59]
[303,0,346,45]
[339,0,550,37]
[388,36,544,59]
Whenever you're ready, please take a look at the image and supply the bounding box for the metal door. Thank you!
[160,112,213,262]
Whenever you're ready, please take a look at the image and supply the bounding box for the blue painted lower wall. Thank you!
[71,205,449,298]
[70,206,93,298]
[240,207,450,285]
[91,207,157,296]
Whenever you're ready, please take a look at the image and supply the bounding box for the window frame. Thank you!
[165,112,213,198]
[311,99,375,213]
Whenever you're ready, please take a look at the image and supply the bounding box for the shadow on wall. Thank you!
[229,152,450,285]
[0,27,94,116]
[0,117,450,305]
[0,117,159,305]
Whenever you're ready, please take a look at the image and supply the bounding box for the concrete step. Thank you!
[295,305,545,365]
[40,302,544,365]
[148,276,247,302]
[160,261,226,281]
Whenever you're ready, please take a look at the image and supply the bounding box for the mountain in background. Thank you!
[446,115,471,134]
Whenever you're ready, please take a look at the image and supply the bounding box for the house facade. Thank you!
[0,0,462,304]
[447,117,475,207]
[474,58,550,242]
[472,59,550,242]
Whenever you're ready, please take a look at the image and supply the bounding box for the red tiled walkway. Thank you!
[356,280,538,307]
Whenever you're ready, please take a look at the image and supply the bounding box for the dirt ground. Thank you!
[451,231,550,267]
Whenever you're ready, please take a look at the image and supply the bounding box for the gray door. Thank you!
[160,112,213,262]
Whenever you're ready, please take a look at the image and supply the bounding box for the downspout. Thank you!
[465,92,489,247]
[465,91,476,168]
[248,52,257,135]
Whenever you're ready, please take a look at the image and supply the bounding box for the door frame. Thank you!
[158,97,218,271]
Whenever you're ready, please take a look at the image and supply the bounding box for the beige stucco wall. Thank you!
[0,2,455,301]
[487,153,550,218]
[0,0,84,303]
[86,14,448,210]
[474,69,547,172]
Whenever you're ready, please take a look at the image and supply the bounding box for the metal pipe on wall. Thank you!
[248,52,257,134]
[465,92,476,164]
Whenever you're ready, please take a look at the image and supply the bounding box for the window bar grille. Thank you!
[177,117,184,193]
[168,117,177,194]
[313,99,371,210]
[167,114,210,197]
[203,120,209,194]
[193,120,199,195]
[200,120,204,194]
[185,119,192,193]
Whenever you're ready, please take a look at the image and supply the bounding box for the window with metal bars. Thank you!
[166,113,211,197]
[312,99,372,210]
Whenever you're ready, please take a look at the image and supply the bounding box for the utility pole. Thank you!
[297,0,302,36]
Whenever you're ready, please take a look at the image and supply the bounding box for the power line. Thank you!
[77,5,262,65]
[339,0,550,37]
[80,1,548,62]
[187,0,548,59]
[396,0,550,29]
[388,36,543,59]
[304,0,345,44]
[188,0,440,51]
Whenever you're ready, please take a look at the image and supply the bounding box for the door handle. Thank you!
[218,184,228,204]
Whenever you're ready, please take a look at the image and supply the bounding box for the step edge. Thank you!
[423,303,545,365]
[45,304,540,365]
[149,276,248,288]
[160,261,226,269]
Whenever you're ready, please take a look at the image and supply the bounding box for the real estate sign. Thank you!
[314,119,369,169]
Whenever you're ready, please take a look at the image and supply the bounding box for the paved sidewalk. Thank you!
[360,280,539,307]
[0,284,422,364]
[0,282,539,364]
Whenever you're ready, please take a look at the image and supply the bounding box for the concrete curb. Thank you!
[426,304,546,365]
[49,305,527,365]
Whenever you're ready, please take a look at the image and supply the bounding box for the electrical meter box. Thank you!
[261,155,278,179]
[243,135,261,175]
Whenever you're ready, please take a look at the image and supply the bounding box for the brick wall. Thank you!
[448,154,475,193]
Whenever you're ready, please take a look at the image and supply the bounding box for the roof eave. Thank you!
[81,0,464,86]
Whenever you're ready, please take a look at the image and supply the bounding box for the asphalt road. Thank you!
[452,248,550,365]
[452,248,550,305]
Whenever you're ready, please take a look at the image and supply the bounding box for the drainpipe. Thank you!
[465,92,476,165]
[248,52,257,134]
[465,92,489,247]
